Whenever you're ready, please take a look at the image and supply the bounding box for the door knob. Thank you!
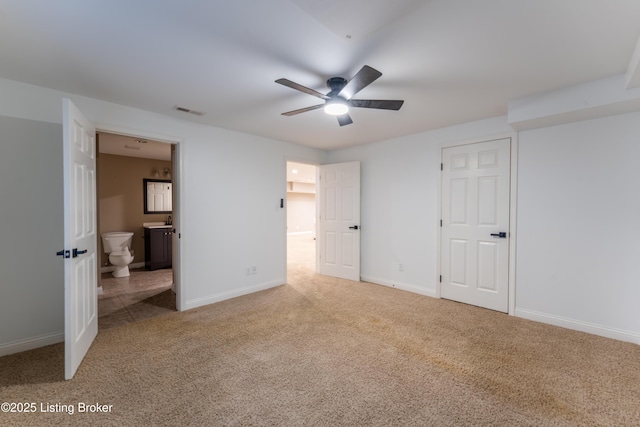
[72,248,88,257]
[349,225,359,230]
[490,232,507,238]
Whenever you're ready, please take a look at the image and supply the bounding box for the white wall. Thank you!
[0,78,326,354]
[286,192,316,234]
[327,110,640,344]
[515,112,640,342]
[327,117,514,297]
[0,116,64,351]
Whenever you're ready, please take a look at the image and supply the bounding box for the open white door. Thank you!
[62,99,98,380]
[318,161,360,281]
[440,138,511,312]
[170,143,181,309]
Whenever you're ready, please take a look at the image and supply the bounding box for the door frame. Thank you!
[283,158,320,283]
[95,123,185,311]
[436,133,518,315]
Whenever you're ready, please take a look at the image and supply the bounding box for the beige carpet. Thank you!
[1,235,639,426]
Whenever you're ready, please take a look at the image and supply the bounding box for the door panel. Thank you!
[318,161,360,281]
[477,241,498,291]
[450,239,468,285]
[63,99,98,380]
[441,138,510,312]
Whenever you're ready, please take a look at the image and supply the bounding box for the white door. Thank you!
[440,138,510,312]
[318,161,361,281]
[63,99,98,380]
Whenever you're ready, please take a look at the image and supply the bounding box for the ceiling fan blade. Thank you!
[337,114,353,126]
[281,104,324,116]
[275,78,330,100]
[350,99,404,110]
[338,65,382,100]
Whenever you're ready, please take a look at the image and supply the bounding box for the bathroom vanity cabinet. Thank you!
[144,226,172,270]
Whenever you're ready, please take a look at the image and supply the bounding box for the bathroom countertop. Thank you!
[143,222,172,229]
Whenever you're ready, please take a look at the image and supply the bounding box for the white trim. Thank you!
[184,279,284,311]
[436,132,518,314]
[0,331,64,357]
[508,135,518,315]
[515,308,640,345]
[362,275,437,298]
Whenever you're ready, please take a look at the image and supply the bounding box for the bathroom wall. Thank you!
[98,153,172,271]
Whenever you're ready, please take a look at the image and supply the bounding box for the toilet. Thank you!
[101,231,135,277]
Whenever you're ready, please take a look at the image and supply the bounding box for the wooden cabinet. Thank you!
[144,227,172,270]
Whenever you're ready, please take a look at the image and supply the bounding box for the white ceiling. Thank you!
[1,1,640,150]
[287,162,316,184]
[98,132,172,161]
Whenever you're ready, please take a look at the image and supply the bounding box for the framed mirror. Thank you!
[143,179,172,214]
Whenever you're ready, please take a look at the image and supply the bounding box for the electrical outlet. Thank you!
[398,263,404,272]
[250,265,257,275]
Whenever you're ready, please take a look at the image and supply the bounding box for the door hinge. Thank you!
[440,163,443,171]
[439,275,442,283]
[440,219,442,227]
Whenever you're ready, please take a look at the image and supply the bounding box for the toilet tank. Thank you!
[101,232,134,253]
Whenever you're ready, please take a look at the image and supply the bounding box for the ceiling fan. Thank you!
[275,65,404,126]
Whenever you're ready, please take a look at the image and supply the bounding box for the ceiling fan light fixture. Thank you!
[276,65,403,126]
[324,99,349,116]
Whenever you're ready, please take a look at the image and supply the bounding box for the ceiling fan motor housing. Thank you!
[326,77,348,97]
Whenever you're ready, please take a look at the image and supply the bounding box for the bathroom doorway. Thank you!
[96,131,179,329]
[286,162,317,276]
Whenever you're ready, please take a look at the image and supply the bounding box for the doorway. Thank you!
[96,131,178,328]
[286,162,317,274]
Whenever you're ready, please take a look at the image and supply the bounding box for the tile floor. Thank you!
[98,268,175,330]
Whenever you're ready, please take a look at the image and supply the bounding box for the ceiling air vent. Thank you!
[174,105,205,116]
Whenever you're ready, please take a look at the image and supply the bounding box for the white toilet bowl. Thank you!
[108,247,134,278]
[101,231,135,278]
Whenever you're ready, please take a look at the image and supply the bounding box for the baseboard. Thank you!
[184,279,284,311]
[0,331,64,357]
[100,261,145,274]
[361,275,437,298]
[515,308,640,345]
